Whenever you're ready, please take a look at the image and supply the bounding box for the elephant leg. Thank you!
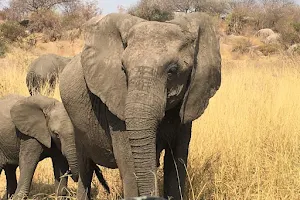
[4,165,17,200]
[163,123,191,200]
[76,156,93,200]
[51,154,68,198]
[13,137,44,199]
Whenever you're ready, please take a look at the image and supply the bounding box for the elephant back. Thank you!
[28,54,69,77]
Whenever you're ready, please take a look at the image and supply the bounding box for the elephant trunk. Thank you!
[125,74,166,196]
[64,138,79,182]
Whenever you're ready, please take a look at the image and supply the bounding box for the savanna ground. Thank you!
[1,34,300,200]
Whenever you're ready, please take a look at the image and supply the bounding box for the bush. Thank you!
[28,9,61,33]
[0,38,8,57]
[293,45,300,55]
[287,44,300,55]
[226,11,246,35]
[61,14,84,30]
[128,0,174,22]
[293,22,300,33]
[279,30,300,47]
[18,34,37,50]
[225,1,300,48]
[225,4,257,35]
[42,29,62,42]
[0,21,26,42]
[232,38,252,54]
[257,44,282,56]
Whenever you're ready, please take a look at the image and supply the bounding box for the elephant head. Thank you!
[81,13,221,196]
[10,95,79,181]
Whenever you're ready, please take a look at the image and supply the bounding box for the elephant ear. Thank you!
[169,13,221,123]
[10,95,58,148]
[81,13,145,120]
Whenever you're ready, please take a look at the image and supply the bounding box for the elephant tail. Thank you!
[26,72,42,96]
[94,164,110,193]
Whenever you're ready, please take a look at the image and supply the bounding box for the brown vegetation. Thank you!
[1,0,300,199]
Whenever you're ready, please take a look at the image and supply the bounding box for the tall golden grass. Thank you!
[1,39,300,199]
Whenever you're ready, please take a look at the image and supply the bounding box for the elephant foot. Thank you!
[10,193,28,200]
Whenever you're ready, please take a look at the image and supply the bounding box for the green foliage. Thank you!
[0,21,26,42]
[0,38,8,57]
[280,31,300,47]
[274,18,300,46]
[292,22,300,33]
[294,46,300,55]
[147,7,173,22]
[128,0,174,22]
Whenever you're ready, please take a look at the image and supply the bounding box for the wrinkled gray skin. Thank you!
[60,13,221,199]
[26,54,71,96]
[0,94,78,200]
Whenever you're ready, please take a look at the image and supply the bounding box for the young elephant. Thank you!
[0,94,78,199]
[26,54,71,96]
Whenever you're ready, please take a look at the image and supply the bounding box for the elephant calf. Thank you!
[0,94,78,199]
[26,54,71,96]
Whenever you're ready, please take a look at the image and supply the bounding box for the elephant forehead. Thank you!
[125,22,191,63]
[122,48,179,71]
[128,21,185,43]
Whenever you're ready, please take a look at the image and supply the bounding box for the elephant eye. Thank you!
[53,131,59,139]
[167,64,179,78]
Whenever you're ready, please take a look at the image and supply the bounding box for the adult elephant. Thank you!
[26,54,71,96]
[60,12,221,199]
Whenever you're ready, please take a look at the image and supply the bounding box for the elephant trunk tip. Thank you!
[64,169,79,182]
[71,171,79,182]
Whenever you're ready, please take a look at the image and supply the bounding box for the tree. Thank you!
[61,0,101,30]
[4,0,78,20]
[62,0,100,19]
[10,0,77,12]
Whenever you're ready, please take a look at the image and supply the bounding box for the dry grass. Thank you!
[1,37,300,199]
[186,56,300,199]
